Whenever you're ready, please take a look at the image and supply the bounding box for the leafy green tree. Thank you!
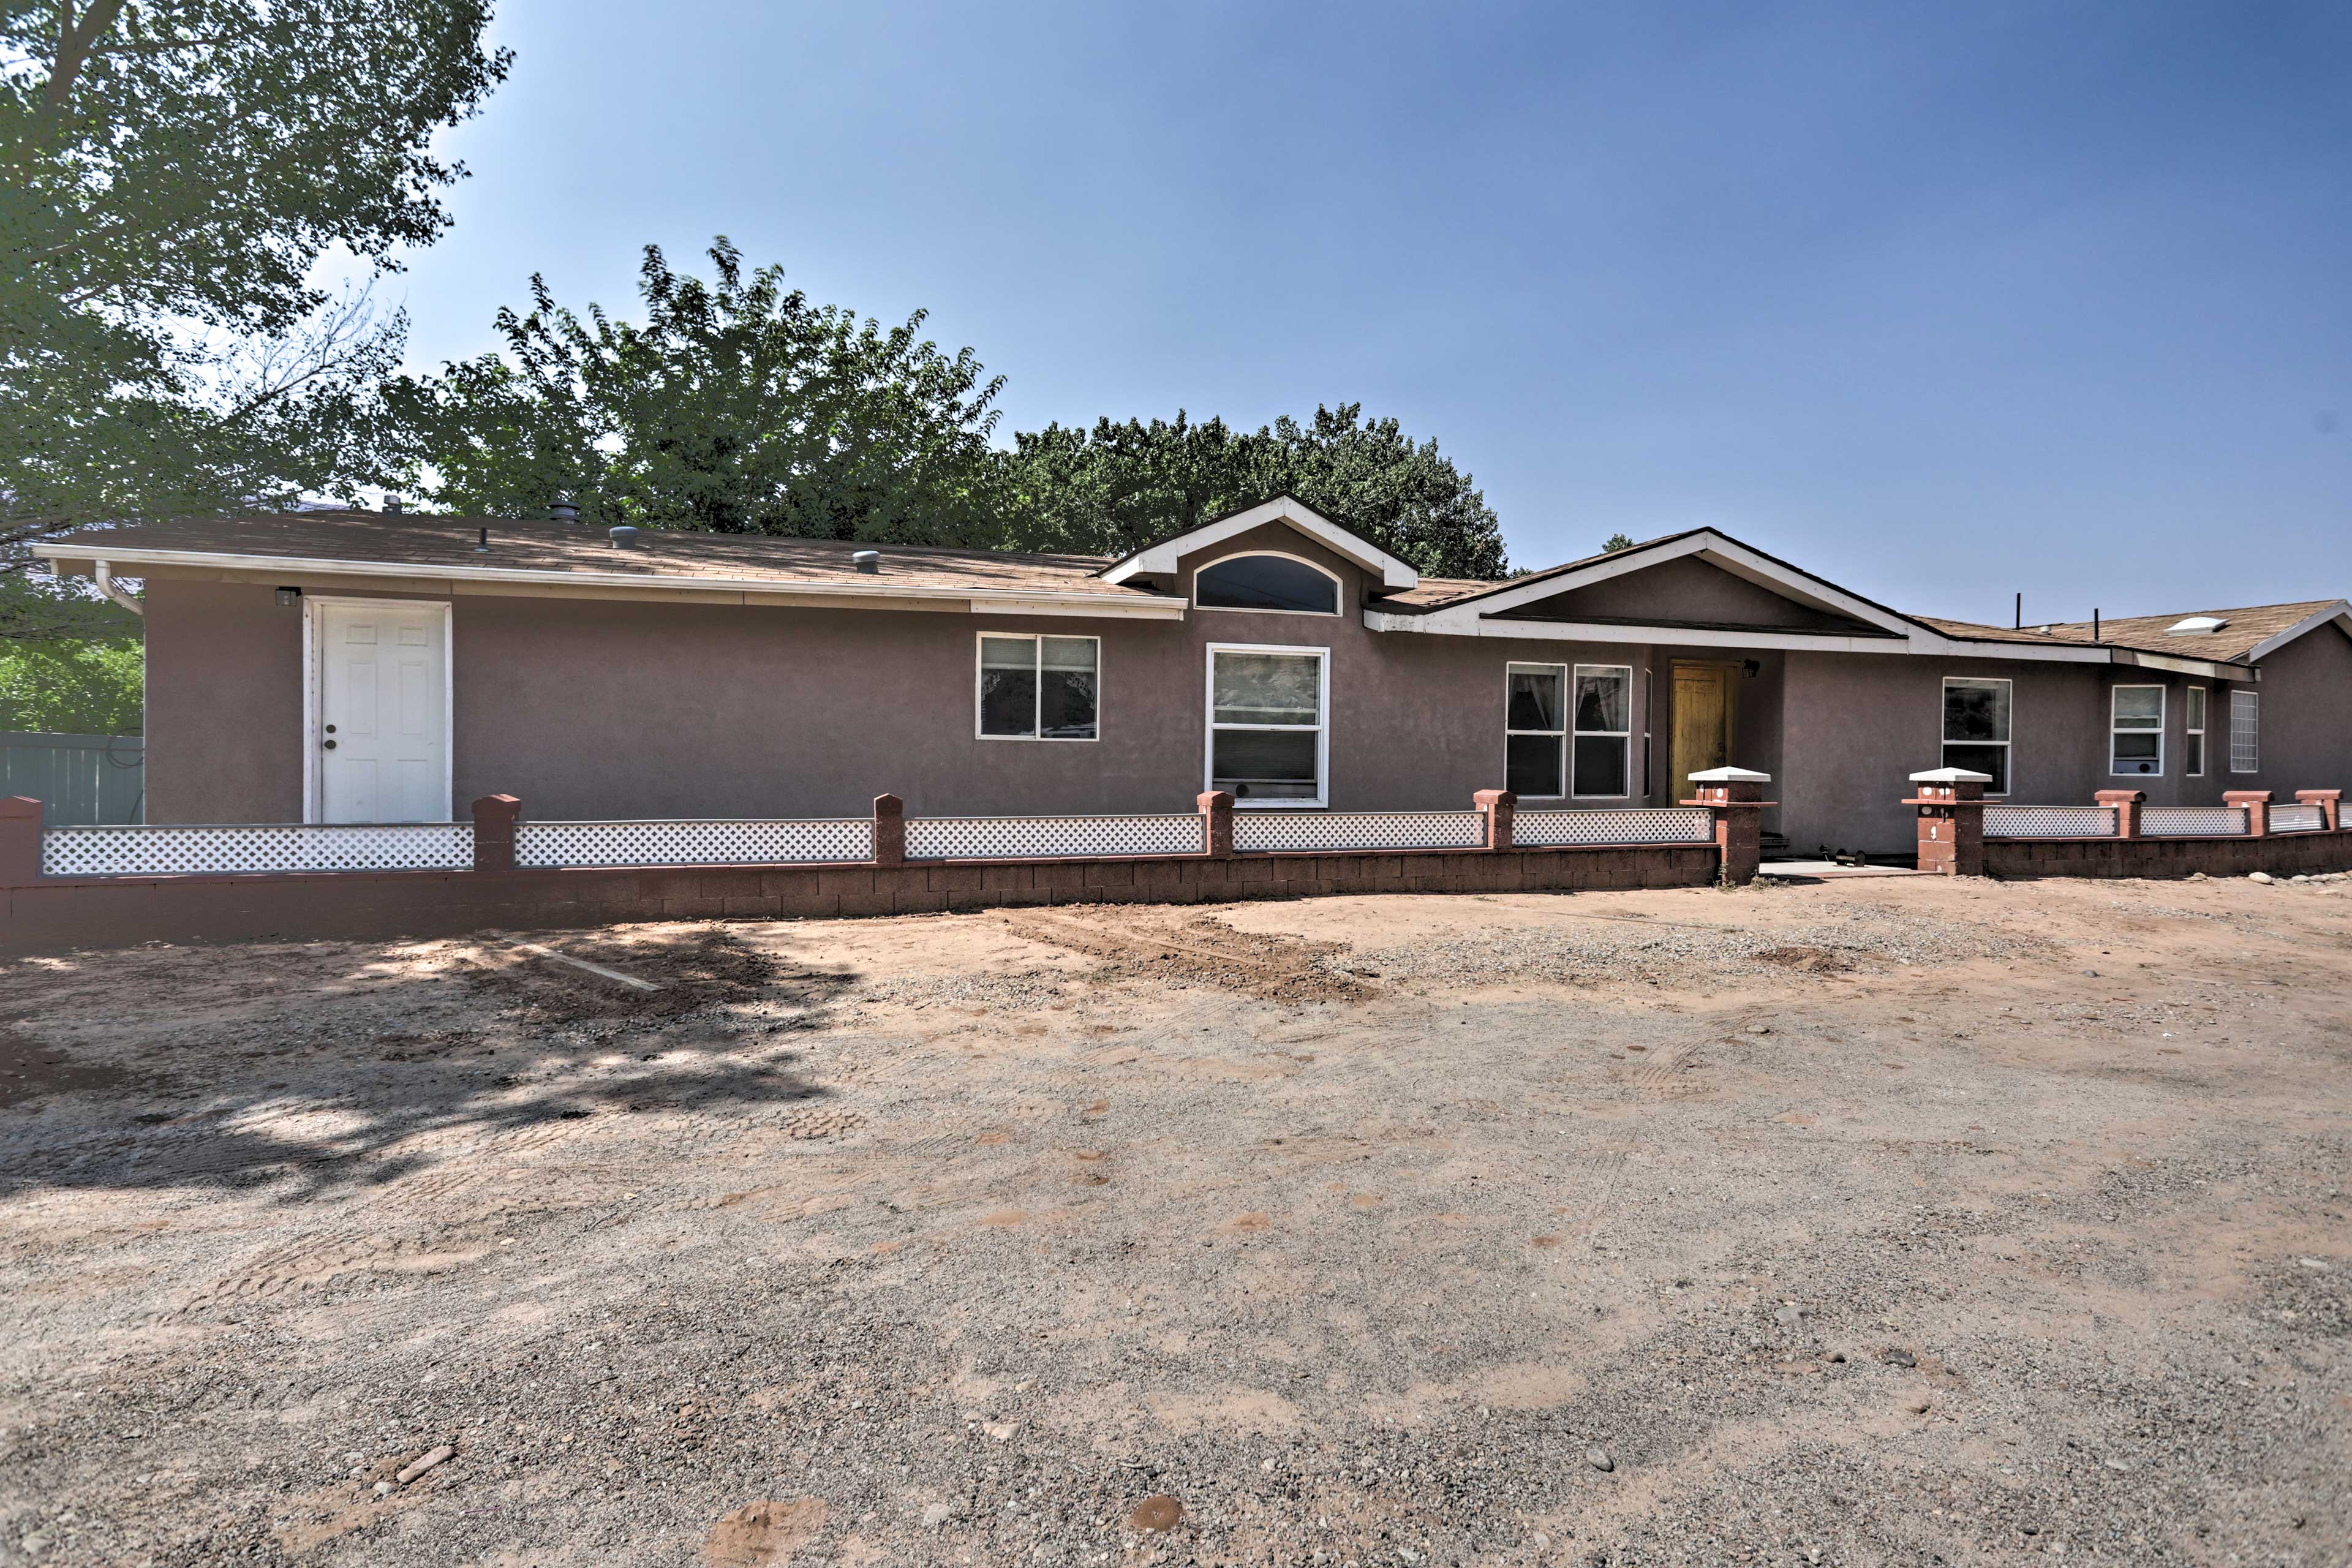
[0,631,141,733]
[0,0,510,611]
[998,404,1507,578]
[1602,532,1637,553]
[389,239,1010,544]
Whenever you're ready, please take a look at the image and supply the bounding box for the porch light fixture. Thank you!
[275,586,301,606]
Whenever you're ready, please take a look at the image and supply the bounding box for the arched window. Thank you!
[1194,553,1340,615]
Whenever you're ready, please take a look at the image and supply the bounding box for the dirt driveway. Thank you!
[1,874,2347,1566]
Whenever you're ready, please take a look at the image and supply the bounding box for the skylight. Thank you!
[2165,616,2228,635]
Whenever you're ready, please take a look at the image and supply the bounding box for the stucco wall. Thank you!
[2234,624,2352,799]
[1500,556,1879,635]
[143,578,306,823]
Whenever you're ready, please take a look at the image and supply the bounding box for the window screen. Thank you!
[1210,648,1325,802]
[1572,666,1632,797]
[1505,665,1565,797]
[2110,685,2163,776]
[978,635,1098,740]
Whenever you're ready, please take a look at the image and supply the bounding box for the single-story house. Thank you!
[36,497,2352,856]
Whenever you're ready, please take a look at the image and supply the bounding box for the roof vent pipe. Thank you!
[474,527,490,554]
[383,495,404,515]
[550,499,579,524]
[608,524,641,549]
[2092,609,2100,642]
[851,549,880,575]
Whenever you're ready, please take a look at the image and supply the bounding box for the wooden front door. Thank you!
[1670,662,1733,792]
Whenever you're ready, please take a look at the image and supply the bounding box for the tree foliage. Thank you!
[0,630,141,733]
[389,239,1010,544]
[1602,532,1636,553]
[997,404,1507,578]
[0,0,510,590]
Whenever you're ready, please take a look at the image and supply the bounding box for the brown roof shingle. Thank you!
[1918,601,2342,663]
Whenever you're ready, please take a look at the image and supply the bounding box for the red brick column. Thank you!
[1474,788,1516,851]
[2225,788,2271,837]
[0,796,40,888]
[1197,790,1234,859]
[2296,788,2343,831]
[471,794,521,873]
[1683,768,1773,884]
[1904,769,1988,876]
[873,794,906,865]
[2094,788,2144,839]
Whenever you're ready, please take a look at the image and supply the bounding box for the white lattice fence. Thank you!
[1233,811,1486,853]
[513,819,873,868]
[1983,806,2117,839]
[42,823,474,877]
[1513,807,1714,846]
[2267,804,2326,834]
[2141,807,2248,837]
[906,815,1205,859]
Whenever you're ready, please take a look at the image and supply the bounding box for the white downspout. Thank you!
[94,560,143,617]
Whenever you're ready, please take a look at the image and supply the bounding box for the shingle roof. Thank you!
[43,511,1150,599]
[1917,601,2342,663]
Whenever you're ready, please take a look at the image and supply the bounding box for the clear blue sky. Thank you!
[377,0,2350,622]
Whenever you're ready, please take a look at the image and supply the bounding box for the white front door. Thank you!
[316,601,450,823]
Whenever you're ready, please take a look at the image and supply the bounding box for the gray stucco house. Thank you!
[37,497,2352,856]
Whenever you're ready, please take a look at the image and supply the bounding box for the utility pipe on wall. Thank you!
[93,561,143,617]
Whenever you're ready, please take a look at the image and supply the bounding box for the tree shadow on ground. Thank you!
[0,925,862,1199]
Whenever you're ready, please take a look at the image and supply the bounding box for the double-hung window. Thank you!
[2110,685,2164,777]
[1505,664,1566,797]
[2230,689,2260,772]
[2184,686,2207,776]
[1207,645,1327,804]
[1570,665,1632,797]
[978,634,1099,740]
[1941,677,2012,794]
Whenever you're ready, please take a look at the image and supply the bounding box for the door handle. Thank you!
[322,739,337,750]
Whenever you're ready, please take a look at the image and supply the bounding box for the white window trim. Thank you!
[1571,663,1635,800]
[1503,662,1567,800]
[2184,684,2206,778]
[1940,675,2014,799]
[1205,643,1330,809]
[2109,684,2165,778]
[974,631,1101,742]
[2230,688,2260,774]
[1191,550,1344,617]
[301,594,454,825]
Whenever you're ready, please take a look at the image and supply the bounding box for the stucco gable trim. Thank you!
[2241,601,2352,665]
[1096,496,1419,590]
[1401,530,1917,638]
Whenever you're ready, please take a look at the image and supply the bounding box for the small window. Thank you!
[1942,677,2013,795]
[1208,645,1326,804]
[2184,685,2206,777]
[1572,665,1632,798]
[1195,554,1340,615]
[978,634,1098,741]
[2110,685,2163,776]
[2230,688,2259,773]
[1505,664,1566,797]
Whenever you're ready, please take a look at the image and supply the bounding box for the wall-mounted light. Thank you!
[275,586,302,607]
[1742,659,1761,679]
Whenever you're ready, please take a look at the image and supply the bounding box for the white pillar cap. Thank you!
[1687,766,1771,783]
[1909,767,1993,783]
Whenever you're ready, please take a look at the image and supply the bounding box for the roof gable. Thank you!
[1490,552,1891,636]
[1096,496,1419,591]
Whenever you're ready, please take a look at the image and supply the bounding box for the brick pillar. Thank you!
[2296,788,2342,831]
[1196,790,1234,859]
[2225,788,2271,837]
[1905,769,1988,876]
[2094,788,2144,839]
[873,794,906,865]
[470,794,521,873]
[0,796,40,887]
[1474,788,1516,852]
[1683,767,1773,884]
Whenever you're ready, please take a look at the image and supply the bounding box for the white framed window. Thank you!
[2184,685,2206,777]
[977,633,1099,741]
[1504,663,1566,797]
[2110,685,2164,777]
[1571,665,1633,798]
[1206,644,1328,805]
[2230,688,2260,773]
[1193,552,1341,616]
[1941,676,2013,796]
